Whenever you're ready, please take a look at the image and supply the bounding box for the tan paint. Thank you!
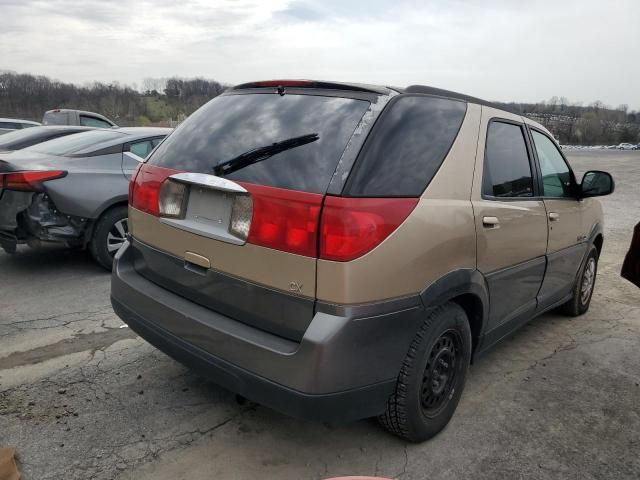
[316,104,482,304]
[128,100,603,307]
[129,207,317,298]
[471,106,548,273]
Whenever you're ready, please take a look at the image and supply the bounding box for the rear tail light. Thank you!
[0,170,67,192]
[319,197,419,261]
[131,167,417,261]
[158,180,188,218]
[129,163,180,216]
[241,183,322,257]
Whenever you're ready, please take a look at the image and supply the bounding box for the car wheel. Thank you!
[89,205,128,270]
[378,302,471,442]
[561,245,599,316]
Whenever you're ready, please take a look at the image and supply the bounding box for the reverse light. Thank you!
[159,180,188,218]
[229,194,253,241]
[319,197,419,262]
[129,163,180,216]
[0,170,67,192]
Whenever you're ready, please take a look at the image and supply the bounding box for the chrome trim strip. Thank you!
[169,172,247,194]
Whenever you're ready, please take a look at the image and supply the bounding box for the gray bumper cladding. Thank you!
[111,239,426,421]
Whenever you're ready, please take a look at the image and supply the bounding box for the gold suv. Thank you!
[111,80,614,442]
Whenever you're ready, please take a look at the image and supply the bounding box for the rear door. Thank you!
[528,127,588,307]
[472,108,548,343]
[128,90,372,341]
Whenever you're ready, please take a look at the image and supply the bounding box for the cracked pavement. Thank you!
[1,150,639,479]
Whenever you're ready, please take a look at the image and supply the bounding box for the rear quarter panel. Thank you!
[43,153,129,218]
[316,103,481,304]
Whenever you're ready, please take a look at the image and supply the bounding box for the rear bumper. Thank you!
[111,239,425,421]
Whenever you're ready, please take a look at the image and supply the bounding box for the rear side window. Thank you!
[148,93,370,194]
[345,96,466,197]
[0,122,22,129]
[43,112,70,125]
[80,115,112,128]
[129,140,155,159]
[483,121,534,198]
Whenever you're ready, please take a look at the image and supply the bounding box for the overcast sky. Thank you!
[1,0,638,109]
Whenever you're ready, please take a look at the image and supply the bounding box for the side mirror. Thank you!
[123,151,145,164]
[580,170,614,198]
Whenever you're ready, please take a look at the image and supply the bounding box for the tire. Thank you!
[89,205,128,270]
[378,302,472,442]
[560,245,599,316]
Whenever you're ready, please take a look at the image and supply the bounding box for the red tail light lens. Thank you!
[319,197,419,262]
[129,163,180,216]
[0,170,67,191]
[241,183,323,257]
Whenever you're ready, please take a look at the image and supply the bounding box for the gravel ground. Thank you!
[0,150,639,480]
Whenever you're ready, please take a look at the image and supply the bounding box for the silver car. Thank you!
[0,127,171,267]
[0,118,41,135]
[42,109,117,128]
[0,126,95,152]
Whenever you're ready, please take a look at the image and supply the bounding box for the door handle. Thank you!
[549,212,560,221]
[482,216,500,227]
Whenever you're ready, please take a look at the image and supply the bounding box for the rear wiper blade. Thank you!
[213,133,319,176]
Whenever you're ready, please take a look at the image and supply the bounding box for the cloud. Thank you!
[0,0,638,109]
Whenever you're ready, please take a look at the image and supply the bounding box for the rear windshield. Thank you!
[0,128,68,151]
[24,130,124,156]
[148,93,370,193]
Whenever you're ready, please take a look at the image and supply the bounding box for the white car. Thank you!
[42,109,117,129]
[617,143,638,150]
[0,118,41,135]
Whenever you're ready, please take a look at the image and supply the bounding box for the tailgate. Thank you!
[127,89,373,341]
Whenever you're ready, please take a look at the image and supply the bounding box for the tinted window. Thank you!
[0,122,22,129]
[149,93,370,194]
[346,96,466,197]
[21,123,38,129]
[483,122,534,198]
[0,128,72,151]
[531,130,574,198]
[43,112,70,125]
[25,130,124,156]
[80,115,112,128]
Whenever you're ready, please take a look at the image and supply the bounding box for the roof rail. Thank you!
[404,85,519,114]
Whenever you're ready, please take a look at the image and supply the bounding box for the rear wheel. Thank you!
[378,302,471,442]
[561,245,599,316]
[90,205,128,270]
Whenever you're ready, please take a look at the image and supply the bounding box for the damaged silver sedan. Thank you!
[0,127,171,268]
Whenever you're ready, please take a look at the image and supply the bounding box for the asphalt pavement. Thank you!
[1,150,639,480]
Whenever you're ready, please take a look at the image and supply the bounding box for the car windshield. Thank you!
[24,130,124,156]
